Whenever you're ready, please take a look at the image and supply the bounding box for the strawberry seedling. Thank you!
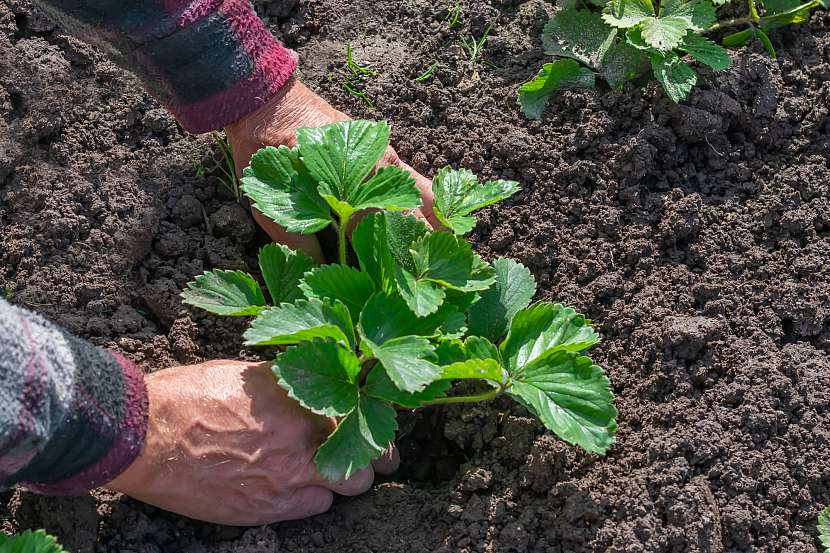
[182,120,618,481]
[519,0,827,118]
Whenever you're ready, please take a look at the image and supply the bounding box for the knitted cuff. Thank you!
[25,353,149,495]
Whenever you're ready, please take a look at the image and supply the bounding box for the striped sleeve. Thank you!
[32,0,299,133]
[0,299,148,495]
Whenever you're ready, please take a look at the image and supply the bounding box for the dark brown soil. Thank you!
[2,0,830,550]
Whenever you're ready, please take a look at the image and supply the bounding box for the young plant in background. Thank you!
[182,120,618,481]
[340,44,378,108]
[447,0,462,28]
[0,529,68,553]
[461,23,494,66]
[518,0,828,118]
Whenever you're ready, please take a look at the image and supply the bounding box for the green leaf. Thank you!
[542,9,618,66]
[352,213,397,292]
[764,0,802,12]
[182,270,266,316]
[434,338,467,365]
[363,336,442,392]
[640,16,690,51]
[762,0,818,29]
[0,530,68,553]
[500,303,600,373]
[518,60,596,120]
[411,232,495,292]
[661,0,717,30]
[363,365,450,408]
[467,258,536,343]
[297,120,390,219]
[275,339,360,417]
[508,349,617,454]
[299,264,375,321]
[352,212,430,292]
[258,243,314,305]
[349,166,422,212]
[241,145,332,234]
[315,396,397,481]
[819,505,830,552]
[465,335,501,362]
[432,336,503,383]
[680,33,732,70]
[439,358,503,383]
[625,26,651,49]
[602,0,656,27]
[431,167,520,235]
[359,292,455,344]
[721,27,754,47]
[651,53,697,102]
[395,232,495,316]
[383,212,431,269]
[244,298,355,348]
[600,41,649,89]
[440,306,468,338]
[393,265,446,317]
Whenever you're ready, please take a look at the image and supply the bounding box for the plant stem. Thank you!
[337,214,351,265]
[706,0,820,32]
[420,386,504,406]
[706,15,755,31]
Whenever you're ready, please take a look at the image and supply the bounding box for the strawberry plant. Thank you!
[182,120,618,481]
[0,530,68,553]
[518,0,828,118]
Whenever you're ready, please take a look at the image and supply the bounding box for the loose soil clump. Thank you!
[2,0,830,550]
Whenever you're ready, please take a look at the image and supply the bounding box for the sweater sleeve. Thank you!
[0,299,149,495]
[31,0,298,133]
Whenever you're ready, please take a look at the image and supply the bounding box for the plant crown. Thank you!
[182,120,618,481]
[518,0,828,118]
[0,530,68,553]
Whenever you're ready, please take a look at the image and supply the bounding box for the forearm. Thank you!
[0,299,148,495]
[31,0,298,133]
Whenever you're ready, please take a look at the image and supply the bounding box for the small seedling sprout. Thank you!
[446,0,462,28]
[212,133,241,201]
[340,43,378,107]
[346,43,379,78]
[461,24,493,65]
[415,62,439,81]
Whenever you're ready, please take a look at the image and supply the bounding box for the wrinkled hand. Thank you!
[107,360,398,526]
[225,78,437,263]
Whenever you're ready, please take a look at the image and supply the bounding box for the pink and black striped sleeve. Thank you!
[32,0,298,133]
[0,299,149,495]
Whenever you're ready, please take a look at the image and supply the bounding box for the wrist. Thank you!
[106,370,162,495]
[225,78,348,148]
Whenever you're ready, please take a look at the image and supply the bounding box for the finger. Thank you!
[324,466,375,496]
[269,486,334,523]
[252,209,325,264]
[397,159,439,229]
[372,445,400,475]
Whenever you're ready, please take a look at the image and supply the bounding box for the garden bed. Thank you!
[2,0,830,550]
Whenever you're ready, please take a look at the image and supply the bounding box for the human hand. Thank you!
[224,78,437,263]
[107,360,398,526]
